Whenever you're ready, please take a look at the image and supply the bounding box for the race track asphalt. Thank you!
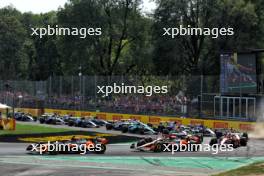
[0,122,264,176]
[0,140,264,176]
[1,137,264,157]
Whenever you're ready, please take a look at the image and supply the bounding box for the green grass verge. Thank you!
[213,162,264,176]
[0,123,71,135]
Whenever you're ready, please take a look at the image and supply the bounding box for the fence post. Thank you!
[200,75,203,118]
[83,76,85,110]
[71,76,74,97]
[59,76,62,97]
[94,75,97,110]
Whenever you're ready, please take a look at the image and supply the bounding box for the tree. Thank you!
[0,7,26,80]
[152,0,264,76]
[57,0,150,76]
[152,0,218,75]
[21,12,62,80]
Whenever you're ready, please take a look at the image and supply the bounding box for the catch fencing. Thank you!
[0,75,261,121]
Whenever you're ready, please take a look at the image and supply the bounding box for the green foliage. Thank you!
[0,0,264,80]
[0,7,26,79]
[56,0,150,76]
[152,0,264,75]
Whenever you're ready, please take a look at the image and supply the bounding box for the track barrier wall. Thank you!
[44,108,256,132]
[15,108,43,117]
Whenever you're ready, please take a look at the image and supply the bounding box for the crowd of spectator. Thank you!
[0,90,199,116]
[99,95,192,115]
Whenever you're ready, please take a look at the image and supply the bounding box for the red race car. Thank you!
[130,134,202,152]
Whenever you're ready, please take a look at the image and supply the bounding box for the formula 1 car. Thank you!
[105,119,131,130]
[39,114,65,125]
[122,121,156,135]
[90,118,110,126]
[26,137,108,155]
[130,133,202,152]
[155,123,215,137]
[159,125,204,143]
[106,119,156,135]
[189,125,215,137]
[209,130,248,148]
[67,117,99,128]
[14,112,35,122]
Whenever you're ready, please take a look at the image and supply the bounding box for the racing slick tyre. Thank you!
[242,133,249,141]
[162,129,169,135]
[130,143,135,149]
[232,141,240,148]
[240,137,248,147]
[122,126,128,133]
[209,138,218,146]
[154,143,164,153]
[39,118,45,124]
[106,124,113,130]
[95,144,106,154]
[68,121,74,126]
